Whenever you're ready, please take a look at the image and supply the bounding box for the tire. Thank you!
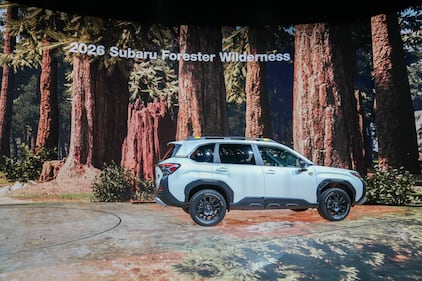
[189,189,227,226]
[318,188,351,221]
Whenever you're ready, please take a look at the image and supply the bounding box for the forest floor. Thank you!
[1,193,422,280]
[0,177,95,203]
[1,177,422,280]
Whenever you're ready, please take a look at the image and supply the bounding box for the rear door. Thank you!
[213,143,265,206]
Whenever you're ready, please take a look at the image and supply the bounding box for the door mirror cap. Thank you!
[299,159,308,171]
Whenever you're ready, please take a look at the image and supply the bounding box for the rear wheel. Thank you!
[318,188,351,221]
[189,189,227,226]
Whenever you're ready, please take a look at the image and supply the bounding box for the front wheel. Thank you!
[189,189,227,226]
[318,188,351,221]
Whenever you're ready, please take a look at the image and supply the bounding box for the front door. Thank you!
[258,145,318,207]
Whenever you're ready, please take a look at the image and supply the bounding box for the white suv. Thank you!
[155,136,366,226]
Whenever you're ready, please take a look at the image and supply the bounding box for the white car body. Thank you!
[155,136,366,226]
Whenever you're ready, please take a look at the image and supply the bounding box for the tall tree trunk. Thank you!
[58,55,97,179]
[0,5,17,161]
[92,62,129,168]
[245,26,273,138]
[36,37,59,157]
[58,55,129,181]
[371,13,420,174]
[176,25,228,140]
[333,25,366,175]
[121,99,176,180]
[293,23,364,172]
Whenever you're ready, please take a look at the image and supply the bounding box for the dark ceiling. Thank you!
[8,0,422,26]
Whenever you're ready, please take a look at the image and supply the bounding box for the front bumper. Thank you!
[356,195,367,205]
[356,179,367,204]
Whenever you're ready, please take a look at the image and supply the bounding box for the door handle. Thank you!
[216,167,228,172]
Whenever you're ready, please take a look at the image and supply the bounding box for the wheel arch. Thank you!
[184,180,234,209]
[317,179,356,205]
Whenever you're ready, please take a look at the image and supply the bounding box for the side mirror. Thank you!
[298,159,307,171]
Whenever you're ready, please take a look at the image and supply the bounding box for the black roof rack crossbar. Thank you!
[186,136,277,142]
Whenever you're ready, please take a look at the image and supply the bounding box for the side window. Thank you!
[190,144,215,163]
[258,145,299,167]
[219,144,255,165]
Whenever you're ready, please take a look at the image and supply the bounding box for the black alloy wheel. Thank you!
[189,189,227,226]
[318,188,351,221]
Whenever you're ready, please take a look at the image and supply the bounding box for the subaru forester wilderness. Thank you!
[155,136,366,226]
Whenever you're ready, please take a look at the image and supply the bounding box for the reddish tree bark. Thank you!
[176,25,228,140]
[58,55,96,179]
[36,37,59,155]
[121,99,176,180]
[293,23,364,173]
[58,55,129,180]
[371,13,420,174]
[0,5,17,160]
[245,26,273,139]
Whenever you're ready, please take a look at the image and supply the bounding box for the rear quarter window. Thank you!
[161,143,181,160]
[190,144,215,163]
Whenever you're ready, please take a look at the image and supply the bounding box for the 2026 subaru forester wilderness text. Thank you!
[155,136,366,226]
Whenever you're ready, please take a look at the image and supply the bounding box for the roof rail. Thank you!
[186,136,277,142]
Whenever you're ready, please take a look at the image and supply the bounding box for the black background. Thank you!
[8,0,422,26]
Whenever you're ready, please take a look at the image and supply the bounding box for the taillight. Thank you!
[159,163,180,175]
[350,171,362,179]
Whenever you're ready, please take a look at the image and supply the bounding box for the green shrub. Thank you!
[365,165,416,205]
[134,178,156,202]
[0,171,13,187]
[91,162,156,202]
[0,145,56,182]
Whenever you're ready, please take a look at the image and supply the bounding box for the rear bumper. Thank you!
[155,176,185,208]
[155,196,168,206]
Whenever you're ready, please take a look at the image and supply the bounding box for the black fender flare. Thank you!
[184,180,234,205]
[317,179,356,204]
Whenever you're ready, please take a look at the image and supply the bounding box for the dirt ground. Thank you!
[1,179,422,280]
[4,178,95,201]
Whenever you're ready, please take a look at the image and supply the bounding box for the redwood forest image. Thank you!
[0,0,421,202]
[1,1,422,280]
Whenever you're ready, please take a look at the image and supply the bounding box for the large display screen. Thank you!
[0,2,420,180]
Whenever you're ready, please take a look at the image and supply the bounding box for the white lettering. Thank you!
[109,46,158,59]
[219,51,290,62]
[162,50,216,62]
[70,44,290,63]
[109,46,119,57]
[219,52,232,62]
